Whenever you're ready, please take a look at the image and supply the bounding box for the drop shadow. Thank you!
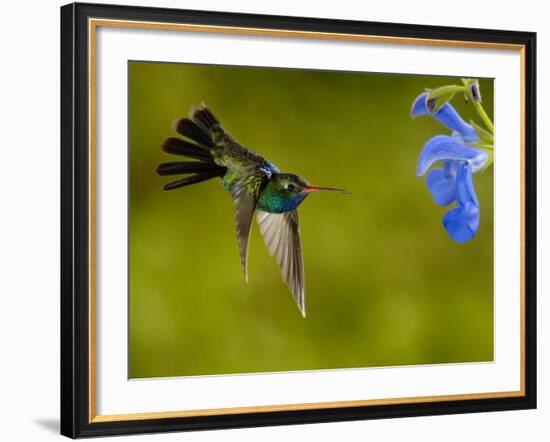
[34,418,59,434]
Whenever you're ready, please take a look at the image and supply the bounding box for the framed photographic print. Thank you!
[60,2,537,438]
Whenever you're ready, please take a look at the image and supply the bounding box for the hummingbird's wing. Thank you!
[256,210,305,317]
[230,175,267,282]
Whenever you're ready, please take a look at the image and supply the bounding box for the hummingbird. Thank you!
[157,104,349,317]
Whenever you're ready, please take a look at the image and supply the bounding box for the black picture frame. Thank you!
[61,2,537,438]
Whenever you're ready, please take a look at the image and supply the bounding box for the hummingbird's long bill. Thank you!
[303,185,351,194]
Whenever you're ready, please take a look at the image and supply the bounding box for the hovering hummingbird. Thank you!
[157,104,349,317]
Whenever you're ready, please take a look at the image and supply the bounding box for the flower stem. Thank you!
[472,99,494,135]
[481,154,494,173]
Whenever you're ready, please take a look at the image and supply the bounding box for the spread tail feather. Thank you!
[189,103,234,146]
[159,104,231,190]
[161,137,212,161]
[190,105,220,134]
[157,157,226,191]
[172,104,232,148]
[173,118,214,148]
[157,161,224,176]
[162,169,226,191]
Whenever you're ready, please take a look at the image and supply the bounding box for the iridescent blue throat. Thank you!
[258,181,307,214]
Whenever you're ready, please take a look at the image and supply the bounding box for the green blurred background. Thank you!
[129,61,494,378]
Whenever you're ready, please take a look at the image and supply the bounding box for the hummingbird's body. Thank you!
[157,104,348,316]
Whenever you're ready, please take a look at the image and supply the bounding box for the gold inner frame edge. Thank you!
[87,18,527,423]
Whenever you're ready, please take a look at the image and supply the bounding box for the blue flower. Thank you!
[411,92,488,243]
[411,92,479,143]
[442,161,480,243]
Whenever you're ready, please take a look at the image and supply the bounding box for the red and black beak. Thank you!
[303,185,350,194]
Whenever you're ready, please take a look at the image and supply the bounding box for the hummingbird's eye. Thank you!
[286,183,296,192]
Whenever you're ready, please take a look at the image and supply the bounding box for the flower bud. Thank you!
[469,81,482,102]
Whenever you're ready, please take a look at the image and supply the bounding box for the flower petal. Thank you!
[410,92,430,118]
[426,161,457,206]
[417,135,488,177]
[443,203,480,243]
[433,104,478,143]
[455,160,479,208]
[410,92,478,143]
[442,162,480,243]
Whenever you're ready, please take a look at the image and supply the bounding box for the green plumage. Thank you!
[157,104,348,316]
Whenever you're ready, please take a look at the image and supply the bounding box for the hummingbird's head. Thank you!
[259,173,349,213]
